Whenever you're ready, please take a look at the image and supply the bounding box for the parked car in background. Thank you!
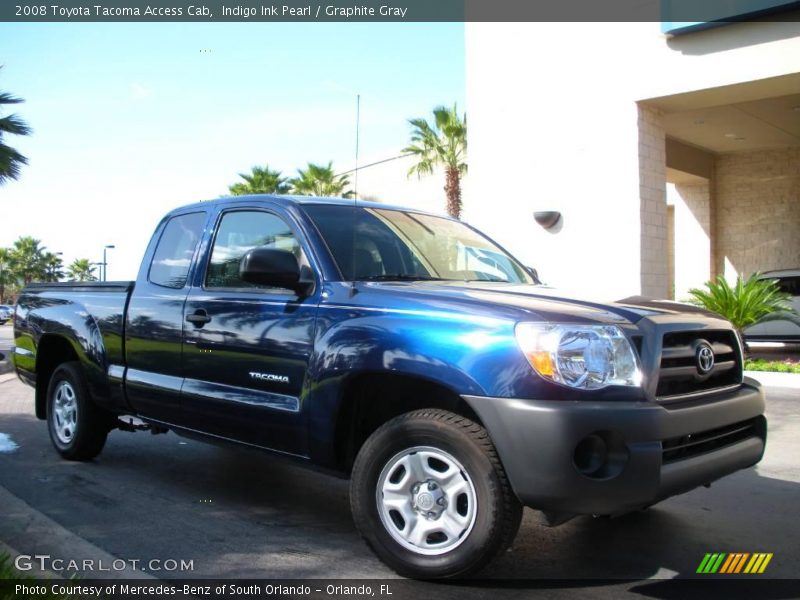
[744,269,800,343]
[0,305,14,325]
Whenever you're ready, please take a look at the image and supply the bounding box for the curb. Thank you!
[0,372,17,384]
[0,486,155,580]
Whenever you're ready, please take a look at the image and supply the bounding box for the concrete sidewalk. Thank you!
[745,371,800,390]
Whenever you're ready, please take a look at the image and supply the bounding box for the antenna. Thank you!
[350,94,360,297]
[354,94,360,200]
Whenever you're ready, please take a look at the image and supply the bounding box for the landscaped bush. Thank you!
[0,552,76,599]
[688,274,797,352]
[744,359,800,374]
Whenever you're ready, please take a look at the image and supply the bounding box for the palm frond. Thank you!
[0,114,32,136]
[228,164,289,195]
[403,103,466,176]
[688,274,796,333]
[290,161,351,197]
[0,92,25,106]
[0,142,28,184]
[0,73,32,185]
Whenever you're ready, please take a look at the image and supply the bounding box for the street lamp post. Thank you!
[102,245,115,282]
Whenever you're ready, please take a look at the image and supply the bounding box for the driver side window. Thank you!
[206,210,304,289]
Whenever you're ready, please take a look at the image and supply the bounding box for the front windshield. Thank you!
[304,204,534,284]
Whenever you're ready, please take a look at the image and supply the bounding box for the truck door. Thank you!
[181,207,319,456]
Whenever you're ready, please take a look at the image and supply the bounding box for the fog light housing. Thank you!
[574,434,608,476]
[573,431,629,480]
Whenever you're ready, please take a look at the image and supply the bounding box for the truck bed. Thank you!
[13,281,135,407]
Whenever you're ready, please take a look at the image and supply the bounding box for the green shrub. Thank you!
[744,359,800,374]
[688,274,797,347]
[0,552,77,599]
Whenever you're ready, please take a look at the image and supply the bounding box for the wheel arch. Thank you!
[331,371,484,473]
[34,334,81,420]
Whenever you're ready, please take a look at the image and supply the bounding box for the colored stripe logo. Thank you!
[697,553,773,574]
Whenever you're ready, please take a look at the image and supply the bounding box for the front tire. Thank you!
[46,361,110,461]
[350,409,522,579]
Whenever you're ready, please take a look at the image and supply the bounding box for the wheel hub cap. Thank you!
[412,481,446,517]
[376,446,477,556]
[53,381,78,445]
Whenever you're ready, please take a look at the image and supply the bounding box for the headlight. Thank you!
[515,323,641,390]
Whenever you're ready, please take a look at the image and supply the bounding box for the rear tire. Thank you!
[350,409,522,579]
[46,361,110,461]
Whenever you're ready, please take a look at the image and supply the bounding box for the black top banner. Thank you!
[2,0,800,22]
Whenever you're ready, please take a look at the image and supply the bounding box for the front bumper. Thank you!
[463,378,766,518]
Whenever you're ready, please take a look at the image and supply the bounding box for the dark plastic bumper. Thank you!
[463,378,766,517]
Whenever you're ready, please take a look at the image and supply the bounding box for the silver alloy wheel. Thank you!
[53,381,78,445]
[376,446,477,556]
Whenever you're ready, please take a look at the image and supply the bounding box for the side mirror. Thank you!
[239,248,313,295]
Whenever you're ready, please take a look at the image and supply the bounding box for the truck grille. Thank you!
[656,330,742,401]
[662,417,762,464]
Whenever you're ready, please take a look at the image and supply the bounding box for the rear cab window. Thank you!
[148,212,206,289]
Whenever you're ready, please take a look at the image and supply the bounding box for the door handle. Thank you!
[186,309,211,327]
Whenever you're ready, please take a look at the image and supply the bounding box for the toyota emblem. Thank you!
[696,342,715,374]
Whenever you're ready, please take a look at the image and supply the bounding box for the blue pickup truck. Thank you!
[13,196,766,578]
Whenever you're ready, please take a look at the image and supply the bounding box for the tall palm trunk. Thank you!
[445,166,462,220]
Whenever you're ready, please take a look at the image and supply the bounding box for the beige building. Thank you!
[461,18,800,300]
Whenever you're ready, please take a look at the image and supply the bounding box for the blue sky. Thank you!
[0,23,465,278]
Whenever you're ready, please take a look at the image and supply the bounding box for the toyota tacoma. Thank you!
[12,196,767,578]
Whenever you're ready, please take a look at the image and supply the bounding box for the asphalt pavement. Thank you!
[0,324,798,597]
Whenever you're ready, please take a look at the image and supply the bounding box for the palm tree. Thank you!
[10,236,47,285]
[0,68,33,185]
[403,104,467,219]
[688,274,798,350]
[0,247,12,303]
[228,165,290,196]
[67,258,97,282]
[290,162,352,197]
[42,252,64,282]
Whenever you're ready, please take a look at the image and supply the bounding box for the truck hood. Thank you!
[362,281,720,325]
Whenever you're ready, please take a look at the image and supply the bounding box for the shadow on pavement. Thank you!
[0,410,798,592]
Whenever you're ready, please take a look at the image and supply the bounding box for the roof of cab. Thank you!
[166,194,450,220]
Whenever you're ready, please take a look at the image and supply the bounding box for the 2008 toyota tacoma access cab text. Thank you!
[12,196,767,578]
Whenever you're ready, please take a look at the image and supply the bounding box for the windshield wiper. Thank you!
[462,276,509,282]
[356,274,447,282]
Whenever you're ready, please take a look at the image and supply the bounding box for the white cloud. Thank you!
[129,83,153,100]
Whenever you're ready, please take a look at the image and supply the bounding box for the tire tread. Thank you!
[47,361,110,461]
[351,408,522,578]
